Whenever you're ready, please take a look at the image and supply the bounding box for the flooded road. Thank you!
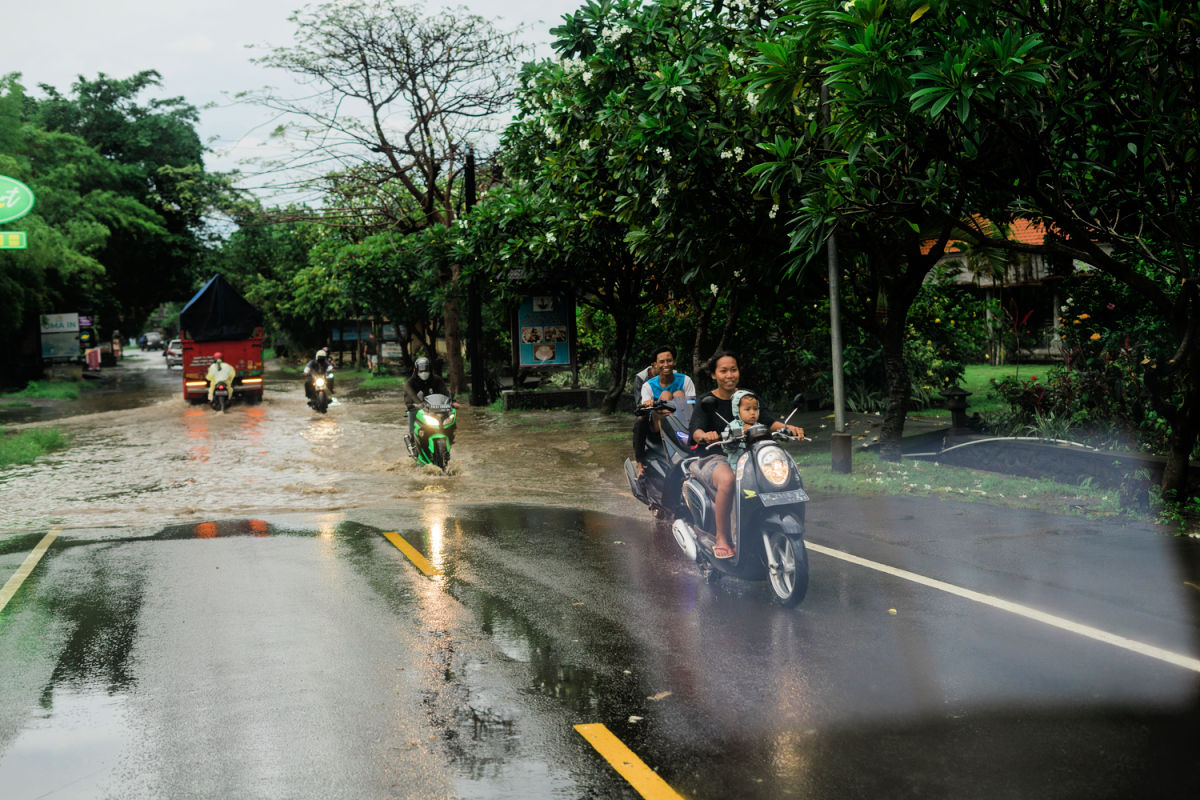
[3,355,1200,798]
[0,353,639,535]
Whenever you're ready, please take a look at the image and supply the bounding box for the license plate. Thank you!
[758,488,809,507]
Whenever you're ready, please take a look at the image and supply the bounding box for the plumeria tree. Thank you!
[749,0,1048,459]
[496,0,803,405]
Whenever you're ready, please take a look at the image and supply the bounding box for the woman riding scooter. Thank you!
[690,352,804,559]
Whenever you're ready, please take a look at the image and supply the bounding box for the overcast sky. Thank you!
[3,0,584,201]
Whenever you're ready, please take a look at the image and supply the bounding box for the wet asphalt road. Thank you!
[2,354,1200,798]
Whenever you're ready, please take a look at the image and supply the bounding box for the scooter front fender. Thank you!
[761,509,805,537]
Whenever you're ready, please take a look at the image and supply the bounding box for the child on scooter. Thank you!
[726,390,760,467]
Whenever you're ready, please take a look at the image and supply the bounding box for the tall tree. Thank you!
[34,70,213,331]
[250,0,530,393]
[751,0,1046,459]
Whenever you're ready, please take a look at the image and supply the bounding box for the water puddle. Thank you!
[0,686,132,798]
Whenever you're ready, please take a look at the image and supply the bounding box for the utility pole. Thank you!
[466,146,487,406]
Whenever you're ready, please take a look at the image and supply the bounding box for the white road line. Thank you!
[807,541,1200,673]
[0,529,60,613]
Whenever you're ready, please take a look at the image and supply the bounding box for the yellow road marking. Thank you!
[574,723,686,800]
[382,531,439,576]
[807,541,1200,673]
[0,529,60,613]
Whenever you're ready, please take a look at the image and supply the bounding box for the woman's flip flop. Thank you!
[713,545,735,560]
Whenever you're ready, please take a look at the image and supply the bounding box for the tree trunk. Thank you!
[443,264,466,394]
[1159,354,1200,499]
[602,308,635,413]
[878,316,911,462]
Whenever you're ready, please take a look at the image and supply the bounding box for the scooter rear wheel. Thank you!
[765,530,809,607]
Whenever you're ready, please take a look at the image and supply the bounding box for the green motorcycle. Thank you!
[405,393,456,470]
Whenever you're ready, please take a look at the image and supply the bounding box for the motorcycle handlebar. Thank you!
[635,400,676,416]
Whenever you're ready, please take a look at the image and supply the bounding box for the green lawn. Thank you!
[915,363,1039,420]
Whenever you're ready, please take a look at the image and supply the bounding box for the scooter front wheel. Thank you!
[764,530,809,607]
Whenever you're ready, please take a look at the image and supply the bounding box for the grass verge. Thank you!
[2,380,82,401]
[0,427,71,466]
[793,447,1126,518]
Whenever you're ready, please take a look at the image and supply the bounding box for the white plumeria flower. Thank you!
[733,146,744,161]
[720,150,733,160]
[546,231,556,244]
[769,204,779,219]
[656,146,671,162]
[580,139,590,151]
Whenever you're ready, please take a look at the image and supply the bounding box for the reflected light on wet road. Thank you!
[422,503,451,573]
[183,407,210,463]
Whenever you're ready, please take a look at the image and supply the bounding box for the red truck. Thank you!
[179,274,265,404]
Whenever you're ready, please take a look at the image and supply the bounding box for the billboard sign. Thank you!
[40,312,80,361]
[515,294,573,368]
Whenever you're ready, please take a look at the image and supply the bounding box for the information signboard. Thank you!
[40,312,80,361]
[515,294,574,368]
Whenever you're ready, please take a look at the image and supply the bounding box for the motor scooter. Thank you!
[210,379,231,412]
[405,392,456,471]
[626,393,811,606]
[624,398,692,518]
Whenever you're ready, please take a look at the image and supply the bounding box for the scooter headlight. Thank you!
[314,377,325,389]
[757,446,791,487]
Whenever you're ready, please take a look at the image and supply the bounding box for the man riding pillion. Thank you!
[205,352,236,402]
[634,345,696,479]
[403,357,460,454]
[304,349,335,406]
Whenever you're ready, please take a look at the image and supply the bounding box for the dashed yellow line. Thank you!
[382,531,439,576]
[0,529,60,613]
[575,723,686,800]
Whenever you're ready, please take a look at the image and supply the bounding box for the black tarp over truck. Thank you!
[179,274,264,403]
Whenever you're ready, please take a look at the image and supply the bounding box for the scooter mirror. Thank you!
[699,394,720,413]
[791,393,805,410]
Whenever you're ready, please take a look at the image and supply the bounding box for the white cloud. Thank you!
[4,0,583,202]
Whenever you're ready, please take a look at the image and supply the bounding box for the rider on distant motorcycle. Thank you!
[205,352,236,402]
[403,357,460,451]
[304,349,335,404]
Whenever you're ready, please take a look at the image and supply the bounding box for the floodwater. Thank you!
[0,353,641,536]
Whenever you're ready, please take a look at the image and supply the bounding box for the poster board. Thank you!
[514,295,574,368]
[40,313,80,361]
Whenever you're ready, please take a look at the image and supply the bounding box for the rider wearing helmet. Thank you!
[304,348,335,404]
[205,351,236,402]
[403,356,459,452]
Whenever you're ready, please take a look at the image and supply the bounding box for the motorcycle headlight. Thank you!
[314,377,325,388]
[757,446,791,487]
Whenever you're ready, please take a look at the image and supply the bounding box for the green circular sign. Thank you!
[0,175,35,225]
